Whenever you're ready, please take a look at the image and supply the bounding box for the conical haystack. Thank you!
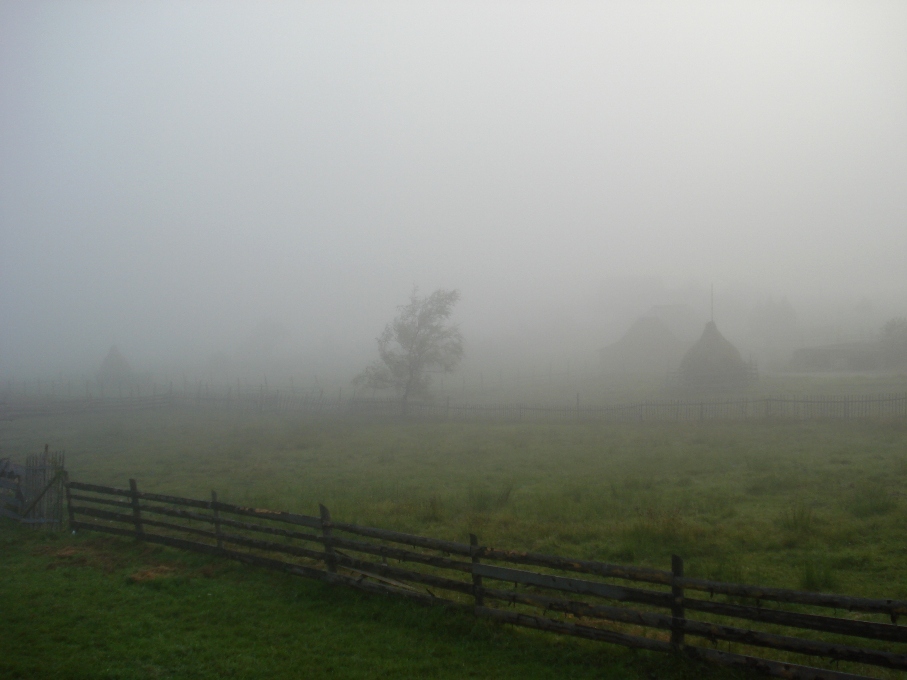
[98,345,132,387]
[678,321,753,392]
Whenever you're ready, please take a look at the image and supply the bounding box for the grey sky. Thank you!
[1,1,906,376]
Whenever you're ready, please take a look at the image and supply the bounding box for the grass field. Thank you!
[5,522,738,680]
[2,407,907,678]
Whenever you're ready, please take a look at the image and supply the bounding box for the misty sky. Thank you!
[2,2,906,377]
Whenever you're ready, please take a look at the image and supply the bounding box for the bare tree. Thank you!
[356,288,463,413]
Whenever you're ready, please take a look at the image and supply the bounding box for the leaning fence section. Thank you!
[64,479,907,680]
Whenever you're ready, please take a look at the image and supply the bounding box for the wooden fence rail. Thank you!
[61,479,907,680]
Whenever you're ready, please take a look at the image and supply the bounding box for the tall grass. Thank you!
[799,555,838,591]
[847,481,896,518]
[2,409,906,597]
[779,501,814,534]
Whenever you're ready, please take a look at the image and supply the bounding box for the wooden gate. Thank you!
[0,447,66,528]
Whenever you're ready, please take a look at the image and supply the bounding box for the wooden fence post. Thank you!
[129,478,144,539]
[320,504,337,573]
[671,554,685,649]
[211,490,222,550]
[64,472,74,527]
[470,533,484,607]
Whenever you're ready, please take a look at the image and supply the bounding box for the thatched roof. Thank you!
[98,345,132,386]
[601,316,689,374]
[678,321,753,392]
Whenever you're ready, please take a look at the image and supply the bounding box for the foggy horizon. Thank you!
[2,2,906,382]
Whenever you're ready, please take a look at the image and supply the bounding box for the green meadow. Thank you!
[4,521,747,680]
[2,407,907,678]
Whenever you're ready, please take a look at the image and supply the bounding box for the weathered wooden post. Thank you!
[320,504,337,573]
[470,533,484,608]
[129,479,144,539]
[671,554,685,649]
[64,472,74,527]
[211,490,223,551]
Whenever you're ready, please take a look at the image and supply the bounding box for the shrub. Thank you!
[779,501,814,534]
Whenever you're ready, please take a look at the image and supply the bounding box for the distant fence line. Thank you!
[343,393,907,423]
[62,477,907,680]
[2,389,906,423]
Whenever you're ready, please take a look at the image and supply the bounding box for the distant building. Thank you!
[676,321,756,393]
[97,345,133,387]
[600,315,690,375]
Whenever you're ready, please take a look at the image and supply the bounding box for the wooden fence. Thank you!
[65,479,907,680]
[3,391,907,423]
[0,448,66,526]
[0,394,173,421]
[343,393,907,422]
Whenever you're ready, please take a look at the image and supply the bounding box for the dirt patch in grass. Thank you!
[34,539,133,574]
[128,564,178,582]
[196,563,228,578]
[32,536,228,583]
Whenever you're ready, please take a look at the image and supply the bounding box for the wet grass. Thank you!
[0,522,747,680]
[4,410,907,592]
[6,409,903,594]
[2,408,907,677]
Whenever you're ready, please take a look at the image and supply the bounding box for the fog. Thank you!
[2,2,906,390]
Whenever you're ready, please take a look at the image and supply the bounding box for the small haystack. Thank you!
[678,322,754,392]
[97,345,133,387]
